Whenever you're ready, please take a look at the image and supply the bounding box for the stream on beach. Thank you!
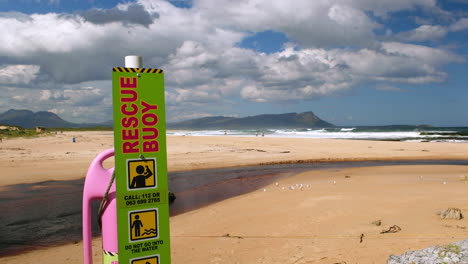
[1,159,467,257]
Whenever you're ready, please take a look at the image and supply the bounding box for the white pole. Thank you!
[125,55,142,68]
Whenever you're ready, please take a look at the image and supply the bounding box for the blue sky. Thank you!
[0,0,467,126]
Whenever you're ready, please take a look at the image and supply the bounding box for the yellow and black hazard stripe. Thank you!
[113,67,163,73]
[103,249,118,257]
[103,249,118,263]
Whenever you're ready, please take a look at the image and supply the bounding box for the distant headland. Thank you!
[0,109,333,130]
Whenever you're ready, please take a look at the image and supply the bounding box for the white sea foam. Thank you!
[268,130,421,140]
[167,128,468,142]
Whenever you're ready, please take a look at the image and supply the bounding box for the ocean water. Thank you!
[167,127,468,143]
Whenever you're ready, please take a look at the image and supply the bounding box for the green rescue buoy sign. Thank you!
[112,67,170,264]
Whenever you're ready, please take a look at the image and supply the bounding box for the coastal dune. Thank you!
[1,131,468,263]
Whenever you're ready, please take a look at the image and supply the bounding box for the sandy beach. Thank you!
[1,131,468,263]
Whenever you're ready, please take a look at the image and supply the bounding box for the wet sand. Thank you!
[1,131,468,187]
[171,165,468,263]
[3,159,466,257]
[0,166,292,256]
[1,132,468,263]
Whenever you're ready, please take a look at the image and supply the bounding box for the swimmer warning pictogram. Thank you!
[129,209,159,241]
[127,158,157,190]
[113,66,171,263]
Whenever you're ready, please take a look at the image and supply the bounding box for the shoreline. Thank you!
[170,164,468,263]
[2,155,468,189]
[3,164,468,263]
[1,132,468,263]
[1,132,468,187]
[5,159,467,258]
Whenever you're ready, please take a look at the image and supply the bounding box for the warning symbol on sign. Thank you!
[131,255,159,264]
[129,209,159,241]
[127,158,157,190]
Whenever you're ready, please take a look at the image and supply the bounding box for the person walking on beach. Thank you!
[130,165,153,188]
[131,215,143,237]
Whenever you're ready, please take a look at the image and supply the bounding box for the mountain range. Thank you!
[0,109,334,129]
[167,111,334,129]
[0,109,108,129]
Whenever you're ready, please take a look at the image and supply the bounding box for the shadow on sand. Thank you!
[1,159,467,256]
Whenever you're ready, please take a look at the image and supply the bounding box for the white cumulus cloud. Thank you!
[0,0,465,123]
[0,64,40,85]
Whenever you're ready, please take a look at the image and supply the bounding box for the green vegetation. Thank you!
[0,125,112,139]
[49,126,113,132]
[0,126,37,138]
